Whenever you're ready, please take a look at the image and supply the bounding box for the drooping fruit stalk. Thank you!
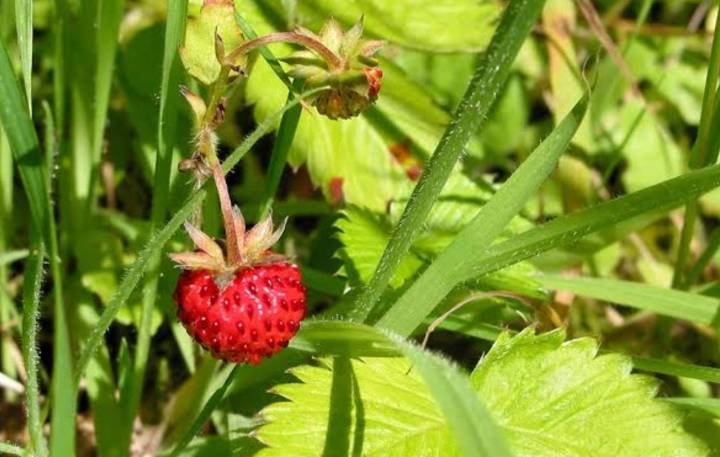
[171,28,307,364]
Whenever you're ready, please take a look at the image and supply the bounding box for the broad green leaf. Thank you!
[256,357,463,457]
[536,274,720,325]
[472,329,709,456]
[261,322,708,456]
[370,58,484,158]
[613,100,684,193]
[392,50,478,109]
[247,57,409,211]
[289,0,499,52]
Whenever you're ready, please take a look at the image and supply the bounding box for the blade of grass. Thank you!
[662,398,720,417]
[0,38,49,242]
[52,0,66,129]
[14,0,31,112]
[125,0,189,451]
[687,226,720,285]
[377,96,587,335]
[74,87,327,386]
[381,163,720,336]
[20,241,47,457]
[0,36,71,457]
[259,80,303,219]
[87,0,124,213]
[632,357,720,383]
[0,249,28,266]
[167,364,240,457]
[0,442,25,456]
[388,333,514,457]
[350,0,548,322]
[74,190,205,390]
[43,100,74,457]
[673,10,720,288]
[0,127,15,404]
[535,274,719,324]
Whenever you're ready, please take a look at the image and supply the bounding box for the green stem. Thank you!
[20,241,47,457]
[673,10,720,288]
[349,0,548,322]
[47,107,74,457]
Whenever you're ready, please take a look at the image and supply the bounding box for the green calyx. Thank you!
[283,18,385,119]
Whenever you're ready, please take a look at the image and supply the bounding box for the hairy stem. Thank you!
[226,32,344,70]
[211,162,241,265]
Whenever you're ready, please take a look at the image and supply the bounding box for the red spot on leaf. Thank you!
[329,177,344,205]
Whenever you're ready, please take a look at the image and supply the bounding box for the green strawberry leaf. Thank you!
[287,0,500,53]
[239,0,483,211]
[256,328,710,457]
[256,357,463,457]
[336,206,424,288]
[472,328,709,457]
[336,175,546,299]
[247,55,409,212]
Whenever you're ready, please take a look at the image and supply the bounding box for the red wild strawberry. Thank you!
[170,209,307,365]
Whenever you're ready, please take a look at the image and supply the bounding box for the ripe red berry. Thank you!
[170,205,307,365]
[174,262,306,365]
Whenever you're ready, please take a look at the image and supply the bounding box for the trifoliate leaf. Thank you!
[256,357,462,457]
[472,328,709,457]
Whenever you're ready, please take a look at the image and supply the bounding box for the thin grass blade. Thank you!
[14,0,31,111]
[351,0,548,321]
[536,274,719,325]
[378,96,587,335]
